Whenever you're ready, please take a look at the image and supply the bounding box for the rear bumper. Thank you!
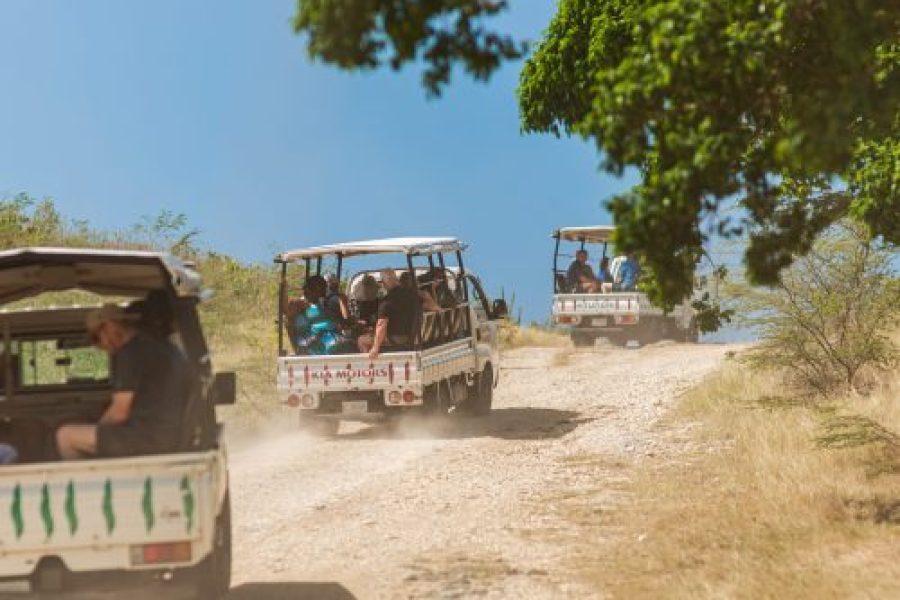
[0,564,198,599]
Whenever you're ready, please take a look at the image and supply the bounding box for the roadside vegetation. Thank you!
[573,225,900,597]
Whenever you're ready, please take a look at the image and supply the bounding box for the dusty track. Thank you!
[225,342,735,599]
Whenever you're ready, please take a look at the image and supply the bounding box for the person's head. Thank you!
[303,275,328,301]
[600,256,610,270]
[399,271,415,289]
[352,274,379,302]
[576,249,588,263]
[86,304,139,354]
[380,269,400,291]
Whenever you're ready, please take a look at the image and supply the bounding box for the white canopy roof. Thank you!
[276,237,467,262]
[0,247,202,303]
[553,226,616,244]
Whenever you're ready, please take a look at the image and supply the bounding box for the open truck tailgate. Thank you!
[552,293,660,316]
[0,450,225,578]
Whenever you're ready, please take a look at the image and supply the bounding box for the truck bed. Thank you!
[0,450,226,579]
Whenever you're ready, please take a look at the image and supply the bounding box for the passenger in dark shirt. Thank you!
[56,303,191,460]
[358,269,418,358]
[566,250,602,293]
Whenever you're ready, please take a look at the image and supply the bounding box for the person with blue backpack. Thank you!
[285,275,355,355]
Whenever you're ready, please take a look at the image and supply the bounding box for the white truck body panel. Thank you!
[277,338,484,403]
[0,450,227,578]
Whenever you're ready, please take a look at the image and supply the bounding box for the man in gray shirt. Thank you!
[56,303,191,460]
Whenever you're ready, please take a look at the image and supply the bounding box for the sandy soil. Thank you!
[225,341,735,599]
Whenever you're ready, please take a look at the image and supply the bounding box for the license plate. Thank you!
[591,317,608,327]
[342,400,369,414]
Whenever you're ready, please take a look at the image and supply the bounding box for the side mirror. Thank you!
[211,371,237,406]
[491,299,509,320]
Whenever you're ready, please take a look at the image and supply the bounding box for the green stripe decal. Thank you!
[40,484,54,539]
[11,484,23,539]
[65,480,78,536]
[142,477,155,533]
[102,479,116,535]
[180,476,195,533]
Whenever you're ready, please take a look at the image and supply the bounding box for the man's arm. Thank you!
[368,318,389,359]
[99,391,134,425]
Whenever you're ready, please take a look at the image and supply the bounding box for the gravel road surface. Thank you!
[225,342,734,599]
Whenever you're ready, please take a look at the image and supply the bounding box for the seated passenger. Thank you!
[400,271,440,312]
[350,273,380,326]
[324,273,351,322]
[55,304,191,460]
[421,268,457,308]
[290,276,354,355]
[358,269,418,358]
[566,250,602,293]
[598,256,614,293]
[614,252,641,291]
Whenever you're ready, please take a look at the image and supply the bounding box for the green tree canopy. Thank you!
[294,0,899,306]
[292,0,524,96]
[518,0,898,304]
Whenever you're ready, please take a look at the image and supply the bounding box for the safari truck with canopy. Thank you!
[275,237,506,434]
[0,248,235,599]
[551,227,697,346]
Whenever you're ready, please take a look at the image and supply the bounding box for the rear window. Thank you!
[9,334,110,389]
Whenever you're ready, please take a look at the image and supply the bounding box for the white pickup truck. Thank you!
[275,237,506,434]
[551,227,696,345]
[0,249,235,599]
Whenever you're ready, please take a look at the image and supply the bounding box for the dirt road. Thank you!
[225,342,735,599]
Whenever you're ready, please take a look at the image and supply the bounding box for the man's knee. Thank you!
[57,424,97,460]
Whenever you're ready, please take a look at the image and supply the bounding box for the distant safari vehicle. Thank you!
[551,227,697,346]
[274,237,507,434]
[0,248,235,599]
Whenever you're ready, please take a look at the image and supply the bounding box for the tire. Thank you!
[298,416,340,437]
[192,492,231,600]
[467,365,494,416]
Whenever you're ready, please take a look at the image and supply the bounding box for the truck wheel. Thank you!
[299,417,339,437]
[467,365,494,416]
[193,492,231,600]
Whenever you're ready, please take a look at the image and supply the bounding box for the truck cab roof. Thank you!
[0,247,202,303]
[552,226,616,244]
[275,237,467,262]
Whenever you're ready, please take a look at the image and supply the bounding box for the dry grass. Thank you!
[498,323,570,350]
[575,362,900,599]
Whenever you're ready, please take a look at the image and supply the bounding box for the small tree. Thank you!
[737,222,899,394]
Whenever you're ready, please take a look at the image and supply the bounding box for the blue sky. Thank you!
[0,1,635,324]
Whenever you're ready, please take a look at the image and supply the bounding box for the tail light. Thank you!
[617,315,637,325]
[557,315,576,324]
[388,391,401,405]
[130,542,192,566]
[300,394,317,408]
[286,394,300,408]
[402,391,416,404]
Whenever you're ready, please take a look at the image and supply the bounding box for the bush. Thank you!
[738,222,900,394]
